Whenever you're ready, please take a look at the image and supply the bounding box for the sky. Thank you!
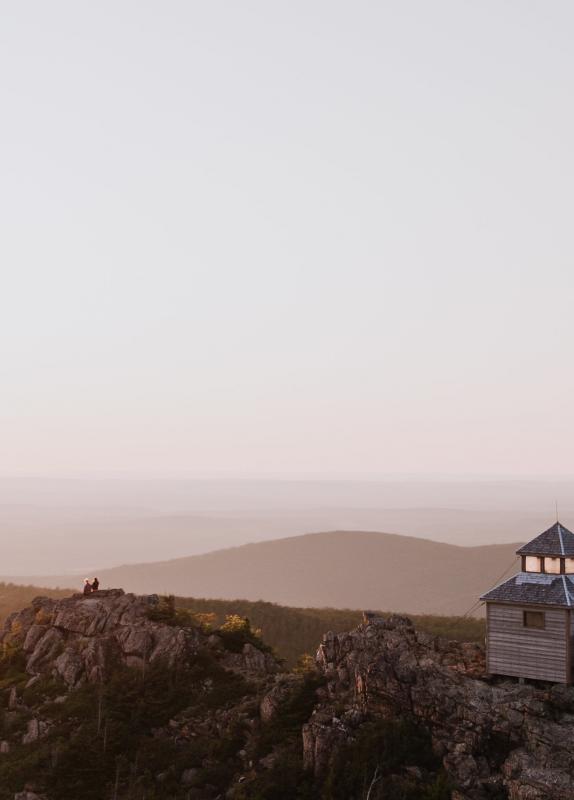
[1,1,574,479]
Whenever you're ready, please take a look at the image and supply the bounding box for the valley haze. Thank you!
[1,477,572,578]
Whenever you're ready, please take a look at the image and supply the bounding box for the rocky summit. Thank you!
[2,593,574,799]
[0,590,283,800]
[307,614,574,800]
[2,590,277,689]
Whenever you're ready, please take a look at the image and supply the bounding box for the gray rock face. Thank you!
[8,687,18,709]
[260,675,302,723]
[15,592,574,798]
[1,591,282,800]
[22,718,49,745]
[2,591,206,688]
[305,615,574,799]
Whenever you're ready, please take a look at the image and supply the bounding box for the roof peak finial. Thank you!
[556,499,560,523]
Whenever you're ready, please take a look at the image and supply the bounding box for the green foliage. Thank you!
[145,594,195,627]
[146,595,217,633]
[0,651,253,800]
[234,674,326,800]
[293,653,316,674]
[0,583,69,629]
[21,675,66,707]
[322,718,448,800]
[412,613,485,643]
[235,751,315,800]
[218,614,274,655]
[174,597,485,666]
[238,717,450,800]
[0,644,28,692]
[258,672,325,759]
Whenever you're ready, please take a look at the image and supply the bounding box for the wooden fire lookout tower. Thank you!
[481,522,574,684]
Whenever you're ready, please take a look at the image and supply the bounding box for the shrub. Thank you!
[293,653,316,674]
[0,644,28,692]
[218,615,273,655]
[172,597,485,667]
[34,608,53,626]
[322,718,450,800]
[235,750,315,800]
[256,672,324,758]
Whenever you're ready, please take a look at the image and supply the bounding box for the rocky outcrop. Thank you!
[7,594,574,799]
[1,591,283,800]
[1,590,278,690]
[223,642,279,676]
[304,614,574,800]
[1,591,200,687]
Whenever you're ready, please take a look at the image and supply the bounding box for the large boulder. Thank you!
[0,592,198,687]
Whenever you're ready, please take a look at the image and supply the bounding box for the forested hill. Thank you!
[0,582,69,625]
[173,596,485,666]
[13,530,519,616]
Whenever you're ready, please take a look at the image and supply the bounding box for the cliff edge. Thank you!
[307,614,574,799]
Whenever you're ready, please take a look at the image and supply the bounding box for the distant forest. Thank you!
[0,582,69,625]
[175,596,485,665]
[0,583,485,667]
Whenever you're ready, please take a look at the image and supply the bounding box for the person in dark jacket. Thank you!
[83,579,92,595]
[91,577,100,592]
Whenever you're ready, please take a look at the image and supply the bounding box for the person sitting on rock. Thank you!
[83,578,92,595]
[91,577,100,592]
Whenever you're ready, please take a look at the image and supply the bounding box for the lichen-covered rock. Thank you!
[25,628,65,675]
[308,615,574,799]
[260,675,302,722]
[222,642,279,676]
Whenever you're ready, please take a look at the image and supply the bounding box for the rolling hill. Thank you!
[6,530,521,616]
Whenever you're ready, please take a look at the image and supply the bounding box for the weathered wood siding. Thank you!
[487,603,568,683]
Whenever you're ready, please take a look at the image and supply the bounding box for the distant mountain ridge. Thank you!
[0,503,544,575]
[5,530,522,616]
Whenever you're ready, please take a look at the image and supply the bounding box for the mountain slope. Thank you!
[2,593,573,799]
[16,530,520,616]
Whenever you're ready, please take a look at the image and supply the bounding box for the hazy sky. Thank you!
[2,2,573,478]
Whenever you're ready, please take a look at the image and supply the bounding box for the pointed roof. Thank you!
[481,572,574,608]
[516,522,574,557]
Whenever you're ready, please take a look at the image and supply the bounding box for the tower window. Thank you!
[544,557,561,574]
[523,610,545,629]
[524,556,542,572]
